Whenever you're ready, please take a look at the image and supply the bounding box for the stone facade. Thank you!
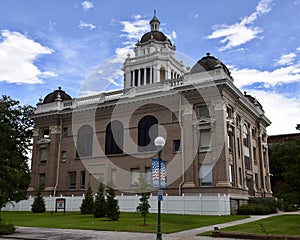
[28,14,272,208]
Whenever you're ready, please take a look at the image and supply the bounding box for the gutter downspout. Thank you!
[178,94,185,195]
[53,115,62,197]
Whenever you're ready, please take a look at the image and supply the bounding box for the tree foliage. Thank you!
[0,95,34,209]
[93,181,106,218]
[135,176,152,225]
[296,124,300,131]
[269,139,300,204]
[31,188,46,213]
[80,183,94,214]
[106,182,120,221]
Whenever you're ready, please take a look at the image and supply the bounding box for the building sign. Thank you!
[55,198,66,213]
[152,158,167,188]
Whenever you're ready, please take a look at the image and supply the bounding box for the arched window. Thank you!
[77,125,93,158]
[138,115,158,152]
[105,120,124,155]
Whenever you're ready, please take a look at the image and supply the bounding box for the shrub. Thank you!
[94,181,106,218]
[31,188,46,213]
[0,218,15,235]
[80,183,94,214]
[106,183,120,221]
[237,203,272,215]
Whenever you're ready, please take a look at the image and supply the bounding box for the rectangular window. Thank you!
[237,137,241,158]
[130,168,140,186]
[40,148,48,164]
[61,151,67,162]
[200,164,212,186]
[197,105,209,119]
[247,177,254,196]
[255,173,259,190]
[236,115,241,128]
[80,171,85,189]
[39,173,45,189]
[69,171,76,189]
[42,129,50,138]
[253,147,257,165]
[239,167,243,185]
[229,165,234,183]
[226,107,232,119]
[145,167,152,185]
[244,156,251,170]
[228,133,233,153]
[200,129,211,151]
[63,127,68,137]
[172,111,179,122]
[173,139,181,152]
[252,128,256,138]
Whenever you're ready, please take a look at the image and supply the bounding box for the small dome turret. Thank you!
[43,87,72,104]
[191,52,231,76]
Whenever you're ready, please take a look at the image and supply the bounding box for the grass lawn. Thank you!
[200,214,300,236]
[0,211,248,234]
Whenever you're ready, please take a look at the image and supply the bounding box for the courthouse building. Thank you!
[28,13,272,207]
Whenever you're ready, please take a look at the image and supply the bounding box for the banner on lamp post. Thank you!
[152,158,167,188]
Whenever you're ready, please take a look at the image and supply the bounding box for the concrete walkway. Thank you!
[1,212,298,240]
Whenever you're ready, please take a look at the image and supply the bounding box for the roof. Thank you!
[140,31,172,45]
[43,87,72,104]
[190,52,231,76]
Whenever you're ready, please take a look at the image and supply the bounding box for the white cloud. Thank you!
[79,21,96,30]
[275,52,296,66]
[81,1,94,10]
[0,29,54,84]
[230,63,300,88]
[120,15,149,41]
[207,0,273,51]
[247,90,300,135]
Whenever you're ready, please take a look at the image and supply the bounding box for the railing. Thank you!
[35,74,224,114]
[2,194,230,215]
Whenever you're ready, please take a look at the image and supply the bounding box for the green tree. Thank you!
[31,188,46,213]
[93,180,106,218]
[0,96,33,209]
[106,182,120,221]
[296,124,300,131]
[80,182,94,214]
[135,176,152,226]
[269,139,300,204]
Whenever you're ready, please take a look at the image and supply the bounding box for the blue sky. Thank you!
[0,0,300,135]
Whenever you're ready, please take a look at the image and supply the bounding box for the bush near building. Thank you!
[31,188,46,213]
[237,197,279,215]
[80,183,94,214]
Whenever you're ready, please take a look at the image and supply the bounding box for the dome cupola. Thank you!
[43,86,72,104]
[191,52,231,76]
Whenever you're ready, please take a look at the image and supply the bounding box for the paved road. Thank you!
[1,212,298,240]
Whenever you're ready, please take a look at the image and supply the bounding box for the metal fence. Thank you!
[2,194,230,215]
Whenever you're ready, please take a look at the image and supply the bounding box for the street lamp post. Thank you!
[154,136,165,240]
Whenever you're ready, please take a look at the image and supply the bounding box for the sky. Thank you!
[0,0,300,135]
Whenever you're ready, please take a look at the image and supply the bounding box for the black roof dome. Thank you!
[43,87,72,104]
[191,52,231,76]
[140,31,171,44]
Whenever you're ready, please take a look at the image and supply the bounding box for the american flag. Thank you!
[152,158,167,188]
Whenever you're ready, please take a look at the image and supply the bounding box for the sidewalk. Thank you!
[1,212,298,240]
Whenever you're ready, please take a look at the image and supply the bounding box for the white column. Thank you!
[138,69,141,86]
[150,67,153,83]
[144,68,147,85]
